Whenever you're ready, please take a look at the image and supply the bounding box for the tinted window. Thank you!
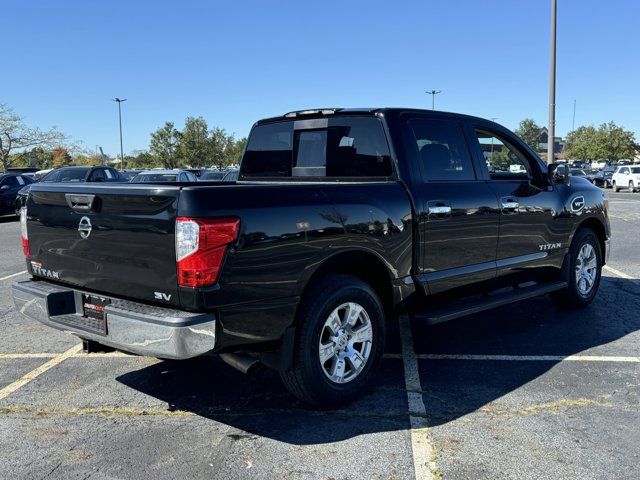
[409,119,476,181]
[89,169,106,181]
[242,122,293,177]
[293,130,327,176]
[1,176,19,187]
[476,130,531,180]
[133,173,179,182]
[241,117,392,178]
[326,117,392,177]
[58,168,90,182]
[632,167,640,174]
[40,170,60,182]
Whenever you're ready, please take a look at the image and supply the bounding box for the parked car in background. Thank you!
[593,165,616,188]
[200,169,226,181]
[570,168,598,184]
[0,173,34,216]
[120,169,143,181]
[33,169,53,180]
[131,169,198,183]
[222,169,239,181]
[16,166,126,210]
[185,168,205,178]
[612,166,640,192]
[4,167,39,175]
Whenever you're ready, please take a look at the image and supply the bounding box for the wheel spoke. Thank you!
[319,342,335,364]
[351,323,372,343]
[344,302,363,327]
[330,358,346,383]
[346,350,365,372]
[325,311,342,335]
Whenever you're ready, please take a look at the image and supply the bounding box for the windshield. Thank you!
[55,168,90,182]
[201,171,225,180]
[132,173,179,182]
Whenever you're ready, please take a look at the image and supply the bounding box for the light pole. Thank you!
[547,0,557,164]
[426,90,441,110]
[113,98,127,171]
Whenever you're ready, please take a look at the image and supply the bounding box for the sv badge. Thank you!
[154,292,172,301]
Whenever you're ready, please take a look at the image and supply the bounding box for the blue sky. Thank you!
[2,0,638,156]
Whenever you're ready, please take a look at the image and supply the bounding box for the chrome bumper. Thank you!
[12,279,216,360]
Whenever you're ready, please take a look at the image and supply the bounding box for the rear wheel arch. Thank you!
[297,249,395,322]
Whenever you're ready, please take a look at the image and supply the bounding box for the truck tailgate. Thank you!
[26,184,182,307]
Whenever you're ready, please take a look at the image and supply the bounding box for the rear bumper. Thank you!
[12,279,216,360]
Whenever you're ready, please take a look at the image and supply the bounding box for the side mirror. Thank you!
[548,163,569,184]
[0,185,10,191]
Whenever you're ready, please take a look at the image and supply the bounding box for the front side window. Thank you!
[89,169,106,181]
[409,119,476,181]
[476,130,532,180]
[241,117,392,179]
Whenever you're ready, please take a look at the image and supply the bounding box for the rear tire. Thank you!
[280,274,385,407]
[629,181,635,193]
[612,181,619,192]
[550,228,602,310]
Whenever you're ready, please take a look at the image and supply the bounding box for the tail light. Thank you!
[175,217,240,288]
[20,207,30,258]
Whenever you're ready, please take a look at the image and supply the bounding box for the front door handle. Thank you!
[427,201,452,220]
[501,197,519,214]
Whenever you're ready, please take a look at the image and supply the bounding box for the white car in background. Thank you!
[611,165,640,192]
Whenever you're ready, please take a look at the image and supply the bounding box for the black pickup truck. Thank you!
[13,108,610,406]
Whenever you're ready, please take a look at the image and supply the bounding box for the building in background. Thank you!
[538,127,565,160]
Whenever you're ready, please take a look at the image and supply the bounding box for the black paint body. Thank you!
[25,109,611,351]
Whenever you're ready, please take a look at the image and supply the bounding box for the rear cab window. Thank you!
[240,116,393,180]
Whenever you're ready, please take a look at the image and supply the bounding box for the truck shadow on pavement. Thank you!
[117,276,640,445]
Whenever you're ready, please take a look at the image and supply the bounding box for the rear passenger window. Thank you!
[241,117,392,179]
[409,119,476,181]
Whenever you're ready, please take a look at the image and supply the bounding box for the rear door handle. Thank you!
[427,201,452,220]
[501,197,519,214]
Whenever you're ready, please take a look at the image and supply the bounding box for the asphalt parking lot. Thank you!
[0,191,639,480]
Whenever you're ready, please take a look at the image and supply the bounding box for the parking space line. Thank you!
[0,344,82,401]
[603,265,636,280]
[399,316,437,480]
[384,353,640,362]
[0,270,27,282]
[0,353,58,359]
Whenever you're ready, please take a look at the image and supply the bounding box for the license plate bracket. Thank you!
[81,294,110,335]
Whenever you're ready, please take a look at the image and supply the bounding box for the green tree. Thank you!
[565,122,637,162]
[180,117,209,167]
[150,122,180,168]
[0,103,66,172]
[226,136,247,166]
[126,151,159,169]
[514,118,543,153]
